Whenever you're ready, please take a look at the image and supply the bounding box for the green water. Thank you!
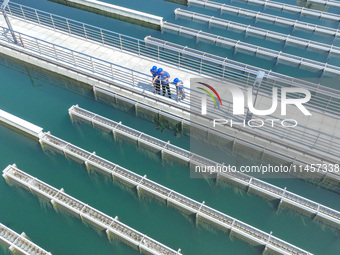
[0,51,339,255]
[0,0,339,254]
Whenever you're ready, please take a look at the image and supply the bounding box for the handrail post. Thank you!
[222,58,227,79]
[199,57,203,74]
[131,71,135,86]
[325,96,332,111]
[1,1,18,44]
[264,231,273,250]
[178,52,180,67]
[53,45,58,60]
[71,51,77,66]
[100,28,104,44]
[35,9,40,25]
[279,187,287,204]
[35,39,41,53]
[157,46,160,61]
[20,5,26,20]
[6,4,12,16]
[66,19,71,34]
[50,14,55,30]
[83,24,87,39]
[91,57,95,72]
[119,34,122,50]
[110,64,114,80]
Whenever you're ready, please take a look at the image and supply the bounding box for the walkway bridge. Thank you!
[0,222,51,255]
[4,2,340,115]
[68,104,340,229]
[2,164,182,255]
[0,3,339,187]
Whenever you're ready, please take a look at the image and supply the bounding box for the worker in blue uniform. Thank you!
[151,66,161,94]
[158,68,171,98]
[173,78,185,102]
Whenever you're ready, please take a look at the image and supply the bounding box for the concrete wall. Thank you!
[49,0,163,30]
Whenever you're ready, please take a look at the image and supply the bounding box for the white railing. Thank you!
[4,2,340,116]
[37,133,312,255]
[69,105,340,225]
[0,23,339,167]
[3,165,181,255]
[0,24,171,98]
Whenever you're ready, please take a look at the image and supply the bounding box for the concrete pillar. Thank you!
[229,219,236,236]
[161,141,170,160]
[93,86,97,100]
[135,102,138,116]
[246,178,253,193]
[106,229,112,240]
[263,231,273,253]
[216,172,220,184]
[112,130,117,141]
[8,245,16,253]
[79,212,85,222]
[50,199,58,211]
[138,235,146,253]
[260,148,265,160]
[136,175,147,197]
[85,151,96,172]
[279,187,287,206]
[166,190,173,206]
[313,204,321,220]
[196,201,205,225]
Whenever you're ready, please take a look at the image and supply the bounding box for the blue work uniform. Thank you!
[160,71,171,98]
[177,80,184,91]
[150,68,158,78]
[160,71,170,84]
[152,70,161,95]
[176,80,185,101]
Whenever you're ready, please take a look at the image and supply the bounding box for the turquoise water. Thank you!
[0,51,339,255]
[0,0,339,254]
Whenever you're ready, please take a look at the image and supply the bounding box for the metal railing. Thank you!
[4,2,340,116]
[0,222,52,255]
[298,0,340,9]
[175,9,340,55]
[144,36,340,116]
[187,0,340,37]
[162,22,340,75]
[1,18,339,164]
[1,2,340,164]
[230,0,340,21]
[69,105,340,226]
[3,165,181,255]
[1,20,339,163]
[0,24,184,101]
[37,132,312,255]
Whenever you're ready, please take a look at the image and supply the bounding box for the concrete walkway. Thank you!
[0,14,339,171]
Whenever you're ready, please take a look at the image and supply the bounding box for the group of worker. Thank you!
[150,66,185,102]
